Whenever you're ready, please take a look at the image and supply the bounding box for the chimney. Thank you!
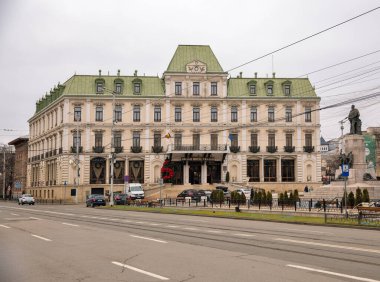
[98,69,102,76]
[254,72,257,78]
[272,72,276,78]
[134,70,138,76]
[239,72,243,78]
[117,69,120,76]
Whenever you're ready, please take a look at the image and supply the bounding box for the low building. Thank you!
[8,136,29,198]
[26,45,321,201]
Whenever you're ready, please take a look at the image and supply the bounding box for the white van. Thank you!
[125,183,144,200]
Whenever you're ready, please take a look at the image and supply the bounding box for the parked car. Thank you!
[114,193,128,205]
[86,194,106,207]
[215,186,228,192]
[237,188,251,199]
[18,194,35,205]
[177,189,201,201]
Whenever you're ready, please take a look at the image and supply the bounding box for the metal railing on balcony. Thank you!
[229,146,240,153]
[114,146,123,153]
[131,146,142,153]
[284,146,295,153]
[151,146,163,153]
[93,146,104,153]
[249,146,260,153]
[304,146,314,153]
[168,144,228,152]
[267,146,278,153]
[71,146,83,153]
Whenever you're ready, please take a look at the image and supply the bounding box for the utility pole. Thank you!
[110,90,115,206]
[2,146,5,200]
[75,112,80,204]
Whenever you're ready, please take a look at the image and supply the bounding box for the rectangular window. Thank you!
[285,107,292,122]
[133,105,140,122]
[193,107,200,122]
[211,134,218,150]
[249,84,256,95]
[211,82,218,96]
[114,105,122,122]
[282,159,295,182]
[286,134,292,147]
[211,107,218,122]
[96,82,104,93]
[134,83,141,94]
[95,106,103,122]
[193,82,200,96]
[154,106,161,122]
[73,133,81,147]
[132,132,140,147]
[114,132,122,148]
[74,107,81,122]
[95,133,103,147]
[284,84,291,96]
[231,134,238,147]
[231,106,238,122]
[193,134,200,150]
[268,133,275,147]
[251,134,258,147]
[247,160,260,182]
[174,133,182,150]
[305,107,312,122]
[115,83,122,94]
[264,160,276,182]
[268,107,275,122]
[175,82,182,95]
[250,107,257,122]
[305,133,312,147]
[175,107,182,122]
[154,133,161,147]
[267,84,273,95]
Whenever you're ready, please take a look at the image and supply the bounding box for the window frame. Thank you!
[211,106,218,122]
[305,107,312,122]
[175,82,182,95]
[210,82,218,96]
[74,106,81,122]
[175,107,182,122]
[133,105,141,122]
[95,106,103,122]
[132,131,140,147]
[250,107,257,122]
[231,106,238,122]
[285,107,292,122]
[268,107,275,122]
[114,105,122,122]
[193,82,200,96]
[193,107,200,122]
[154,106,161,122]
[153,133,161,147]
[134,82,141,95]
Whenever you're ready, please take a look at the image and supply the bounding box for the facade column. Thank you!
[184,161,189,185]
[278,156,282,182]
[260,157,264,182]
[106,158,110,184]
[201,162,207,184]
[125,157,129,183]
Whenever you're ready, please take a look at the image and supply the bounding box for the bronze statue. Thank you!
[339,150,353,167]
[348,105,361,135]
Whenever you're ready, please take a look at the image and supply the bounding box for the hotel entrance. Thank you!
[189,161,202,184]
[207,161,221,184]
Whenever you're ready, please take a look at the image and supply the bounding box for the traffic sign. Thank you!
[341,164,349,177]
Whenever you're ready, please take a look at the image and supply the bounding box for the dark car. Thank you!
[215,186,228,192]
[86,194,106,207]
[114,193,128,205]
[177,189,201,201]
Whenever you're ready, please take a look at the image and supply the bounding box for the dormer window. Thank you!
[265,80,274,96]
[95,79,105,94]
[132,78,142,95]
[282,81,292,96]
[114,79,124,94]
[247,80,257,96]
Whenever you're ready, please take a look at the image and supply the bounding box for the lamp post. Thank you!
[2,146,6,200]
[109,90,116,207]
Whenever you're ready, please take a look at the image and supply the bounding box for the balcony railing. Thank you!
[93,146,104,153]
[249,146,260,153]
[284,146,295,153]
[168,144,228,152]
[59,147,63,154]
[229,146,240,153]
[267,146,278,153]
[152,146,163,153]
[131,146,142,153]
[71,146,83,153]
[304,146,314,153]
[114,146,123,153]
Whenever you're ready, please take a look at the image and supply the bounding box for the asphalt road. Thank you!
[0,202,379,282]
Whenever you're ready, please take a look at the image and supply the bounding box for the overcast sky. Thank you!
[0,0,379,145]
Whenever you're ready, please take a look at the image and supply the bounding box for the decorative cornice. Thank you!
[266,129,277,133]
[248,129,260,133]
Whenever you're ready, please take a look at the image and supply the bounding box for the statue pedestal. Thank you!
[342,134,367,184]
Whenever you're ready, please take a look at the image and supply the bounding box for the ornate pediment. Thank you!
[186,60,207,73]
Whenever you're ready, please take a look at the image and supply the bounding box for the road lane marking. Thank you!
[31,234,52,242]
[130,235,167,244]
[135,221,147,224]
[183,219,208,223]
[11,213,19,216]
[112,261,169,280]
[234,233,255,237]
[207,230,224,234]
[30,217,41,220]
[278,228,333,235]
[184,227,199,231]
[62,222,79,227]
[0,224,11,229]
[150,223,161,226]
[276,238,380,254]
[287,264,380,282]
[167,225,179,228]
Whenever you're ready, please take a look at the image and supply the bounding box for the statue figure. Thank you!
[338,150,353,167]
[348,105,362,135]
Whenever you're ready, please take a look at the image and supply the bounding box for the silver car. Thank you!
[18,194,35,205]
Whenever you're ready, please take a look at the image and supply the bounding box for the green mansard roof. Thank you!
[227,77,318,98]
[166,45,224,73]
